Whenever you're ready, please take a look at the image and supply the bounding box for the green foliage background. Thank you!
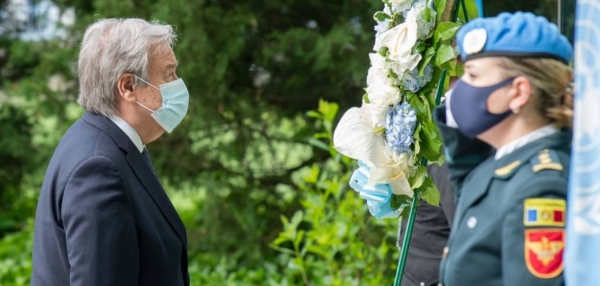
[1,0,400,285]
[0,0,572,285]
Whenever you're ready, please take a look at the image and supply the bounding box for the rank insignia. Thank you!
[524,198,566,227]
[525,229,564,278]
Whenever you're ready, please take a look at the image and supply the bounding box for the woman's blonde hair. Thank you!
[499,58,573,127]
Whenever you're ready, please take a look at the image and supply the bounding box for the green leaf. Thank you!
[432,30,441,48]
[409,95,429,118]
[291,210,304,227]
[436,22,461,41]
[420,6,432,22]
[390,194,411,212]
[303,165,320,183]
[362,94,370,104]
[442,60,458,76]
[458,0,480,22]
[419,120,443,161]
[374,11,391,22]
[408,165,428,189]
[294,230,305,248]
[308,138,330,152]
[414,139,421,154]
[273,235,291,245]
[306,110,322,119]
[413,124,422,141]
[378,46,389,57]
[415,42,427,54]
[388,69,399,79]
[313,132,329,139]
[318,99,339,122]
[433,155,446,165]
[418,47,436,76]
[434,44,456,66]
[269,244,296,255]
[434,0,448,21]
[306,245,330,258]
[419,176,441,206]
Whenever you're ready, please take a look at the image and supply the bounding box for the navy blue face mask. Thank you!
[449,77,515,138]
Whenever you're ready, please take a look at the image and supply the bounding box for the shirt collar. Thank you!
[108,114,144,153]
[495,124,558,160]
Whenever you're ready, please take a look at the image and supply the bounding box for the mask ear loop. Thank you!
[132,75,161,113]
[133,75,160,91]
[136,101,156,113]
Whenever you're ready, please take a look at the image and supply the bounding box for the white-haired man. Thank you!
[31,18,190,286]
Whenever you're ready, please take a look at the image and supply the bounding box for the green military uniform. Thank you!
[435,107,570,286]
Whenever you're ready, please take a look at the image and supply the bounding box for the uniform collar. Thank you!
[108,114,144,153]
[494,124,558,160]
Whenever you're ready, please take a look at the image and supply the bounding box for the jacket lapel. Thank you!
[126,151,188,247]
[455,158,495,224]
[82,112,187,248]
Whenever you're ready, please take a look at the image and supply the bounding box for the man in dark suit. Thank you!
[31,18,190,286]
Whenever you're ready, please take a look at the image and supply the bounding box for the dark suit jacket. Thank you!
[31,112,189,286]
[399,163,456,286]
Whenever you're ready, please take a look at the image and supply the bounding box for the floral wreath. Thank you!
[333,0,470,218]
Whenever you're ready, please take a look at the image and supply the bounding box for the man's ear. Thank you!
[508,76,532,111]
[117,73,137,103]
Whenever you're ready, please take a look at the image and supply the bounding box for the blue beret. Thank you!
[456,12,573,64]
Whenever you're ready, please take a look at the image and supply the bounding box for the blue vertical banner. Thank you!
[565,0,600,285]
[474,0,484,17]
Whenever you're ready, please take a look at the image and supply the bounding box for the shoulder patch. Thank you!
[531,149,563,173]
[494,160,522,178]
[525,229,564,279]
[524,198,566,227]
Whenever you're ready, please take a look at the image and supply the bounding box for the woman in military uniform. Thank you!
[436,12,573,286]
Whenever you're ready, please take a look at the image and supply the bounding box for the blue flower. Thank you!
[385,102,417,153]
[402,64,433,92]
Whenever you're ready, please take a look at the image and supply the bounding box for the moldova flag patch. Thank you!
[524,198,566,227]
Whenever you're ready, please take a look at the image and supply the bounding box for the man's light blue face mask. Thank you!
[134,75,189,133]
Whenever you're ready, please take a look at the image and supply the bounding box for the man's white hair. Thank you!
[77,18,176,116]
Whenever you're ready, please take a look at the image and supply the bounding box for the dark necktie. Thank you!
[142,147,156,173]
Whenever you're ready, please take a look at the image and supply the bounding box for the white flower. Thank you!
[374,19,391,36]
[390,53,422,76]
[369,151,416,196]
[390,0,414,13]
[333,107,387,166]
[362,101,388,129]
[373,35,384,53]
[378,16,418,61]
[365,79,401,108]
[404,0,436,39]
[366,53,395,86]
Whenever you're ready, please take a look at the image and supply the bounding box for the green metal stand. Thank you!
[392,1,469,285]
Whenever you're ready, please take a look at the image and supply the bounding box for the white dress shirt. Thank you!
[494,124,558,160]
[108,114,144,153]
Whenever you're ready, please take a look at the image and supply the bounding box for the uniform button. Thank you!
[438,283,443,286]
[442,246,449,259]
[420,283,425,286]
[467,216,477,228]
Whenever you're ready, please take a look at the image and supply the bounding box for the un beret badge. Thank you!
[463,28,487,55]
